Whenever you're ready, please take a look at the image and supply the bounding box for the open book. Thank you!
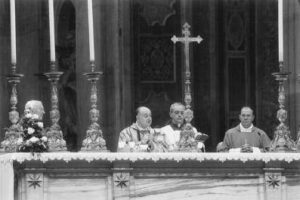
[195,133,209,142]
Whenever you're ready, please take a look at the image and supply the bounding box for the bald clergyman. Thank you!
[118,106,155,151]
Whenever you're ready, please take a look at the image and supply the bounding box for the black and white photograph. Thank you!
[0,0,300,199]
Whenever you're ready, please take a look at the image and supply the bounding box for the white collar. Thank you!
[239,123,253,132]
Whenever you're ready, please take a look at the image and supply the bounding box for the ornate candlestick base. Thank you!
[270,67,296,152]
[295,75,300,151]
[296,129,300,151]
[81,70,107,151]
[44,70,67,151]
[1,73,23,152]
[271,122,296,152]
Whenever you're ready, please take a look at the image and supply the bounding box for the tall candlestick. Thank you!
[48,0,55,62]
[278,0,283,61]
[10,0,16,65]
[87,0,95,62]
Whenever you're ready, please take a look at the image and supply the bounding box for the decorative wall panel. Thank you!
[133,0,181,127]
[137,0,176,26]
[131,177,263,200]
[139,36,174,83]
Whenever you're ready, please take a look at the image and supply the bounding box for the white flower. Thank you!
[25,113,32,118]
[27,127,35,135]
[118,141,125,148]
[37,122,44,128]
[25,140,31,145]
[41,136,48,142]
[16,137,23,145]
[129,141,135,148]
[32,114,39,119]
[29,136,39,143]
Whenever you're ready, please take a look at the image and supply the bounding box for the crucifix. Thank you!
[171,22,202,117]
[171,22,204,152]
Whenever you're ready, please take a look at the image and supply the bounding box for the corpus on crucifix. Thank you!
[171,22,208,152]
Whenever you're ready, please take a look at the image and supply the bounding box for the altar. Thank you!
[1,152,300,200]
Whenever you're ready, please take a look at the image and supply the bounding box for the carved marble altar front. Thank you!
[1,152,300,200]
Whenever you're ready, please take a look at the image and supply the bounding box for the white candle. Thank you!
[10,0,16,64]
[87,0,95,62]
[48,0,55,62]
[278,0,283,61]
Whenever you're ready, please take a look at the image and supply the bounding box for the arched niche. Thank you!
[56,0,78,151]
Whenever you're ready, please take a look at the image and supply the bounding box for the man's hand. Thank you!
[197,142,205,152]
[118,141,126,149]
[241,144,253,153]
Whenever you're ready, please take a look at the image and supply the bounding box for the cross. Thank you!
[171,22,202,110]
[171,23,204,152]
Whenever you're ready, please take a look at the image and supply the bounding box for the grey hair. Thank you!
[170,102,185,113]
[240,106,254,114]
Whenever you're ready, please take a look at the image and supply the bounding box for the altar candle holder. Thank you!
[44,61,66,151]
[270,61,296,152]
[295,73,300,150]
[0,65,23,152]
[81,61,107,151]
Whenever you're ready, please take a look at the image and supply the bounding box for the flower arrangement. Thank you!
[17,113,48,152]
[17,100,48,153]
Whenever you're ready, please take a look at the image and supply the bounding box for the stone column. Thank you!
[0,1,11,141]
[102,0,133,151]
[286,0,300,138]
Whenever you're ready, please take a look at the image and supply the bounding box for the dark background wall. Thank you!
[0,0,278,151]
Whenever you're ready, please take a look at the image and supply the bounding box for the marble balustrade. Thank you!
[1,152,300,200]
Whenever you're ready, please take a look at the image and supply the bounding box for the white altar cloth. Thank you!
[1,152,300,164]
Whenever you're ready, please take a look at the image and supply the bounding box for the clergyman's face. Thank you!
[137,108,152,129]
[239,108,254,128]
[170,105,185,125]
